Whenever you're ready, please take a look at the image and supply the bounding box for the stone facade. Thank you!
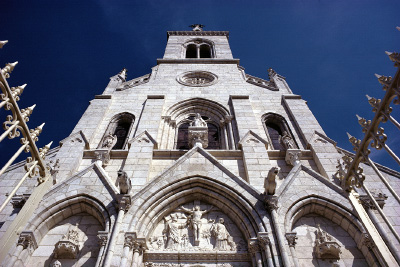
[0,26,399,266]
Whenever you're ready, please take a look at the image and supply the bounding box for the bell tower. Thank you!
[162,24,234,60]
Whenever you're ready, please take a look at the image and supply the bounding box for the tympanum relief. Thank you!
[148,202,247,253]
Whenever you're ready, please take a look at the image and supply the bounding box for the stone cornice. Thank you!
[167,31,229,39]
[157,59,239,64]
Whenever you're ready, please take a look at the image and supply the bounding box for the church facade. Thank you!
[0,25,399,267]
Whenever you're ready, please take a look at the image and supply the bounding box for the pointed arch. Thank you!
[128,175,269,241]
[161,98,236,149]
[183,38,215,59]
[262,112,297,150]
[99,112,135,150]
[284,196,379,266]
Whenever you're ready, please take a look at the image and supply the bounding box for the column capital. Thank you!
[285,232,298,248]
[97,231,109,247]
[257,232,270,250]
[361,233,375,250]
[225,115,234,123]
[18,231,37,253]
[248,238,260,254]
[124,232,137,249]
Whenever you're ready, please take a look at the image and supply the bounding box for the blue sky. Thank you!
[1,0,399,171]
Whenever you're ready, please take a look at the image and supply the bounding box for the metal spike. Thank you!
[397,26,400,31]
[366,95,372,100]
[0,40,8,49]
[37,123,45,132]
[385,51,400,66]
[356,114,362,121]
[46,141,53,149]
[7,61,18,72]
[346,132,353,139]
[374,73,381,79]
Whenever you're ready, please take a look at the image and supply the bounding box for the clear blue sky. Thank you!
[1,0,399,171]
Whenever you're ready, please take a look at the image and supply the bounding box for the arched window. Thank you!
[263,113,297,150]
[176,122,190,149]
[184,39,214,59]
[99,113,135,150]
[185,44,197,58]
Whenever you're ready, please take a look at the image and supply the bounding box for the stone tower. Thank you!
[0,25,399,267]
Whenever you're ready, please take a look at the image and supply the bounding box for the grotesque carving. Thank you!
[314,224,341,259]
[54,224,80,259]
[279,131,296,150]
[115,169,131,194]
[264,167,279,195]
[51,260,62,267]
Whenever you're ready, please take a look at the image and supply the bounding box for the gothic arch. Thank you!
[262,112,297,150]
[128,175,269,240]
[11,194,113,266]
[99,112,135,150]
[183,38,215,58]
[160,98,236,149]
[284,196,378,265]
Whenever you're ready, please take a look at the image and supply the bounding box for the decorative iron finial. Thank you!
[374,74,392,91]
[385,51,400,67]
[397,26,400,31]
[0,40,8,49]
[190,24,204,31]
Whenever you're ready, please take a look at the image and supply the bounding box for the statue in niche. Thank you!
[279,131,296,150]
[190,113,207,127]
[102,133,117,149]
[211,218,231,251]
[115,169,131,194]
[180,205,212,245]
[163,214,188,250]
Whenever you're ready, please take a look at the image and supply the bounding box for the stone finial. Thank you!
[190,24,204,31]
[264,167,279,195]
[118,68,128,81]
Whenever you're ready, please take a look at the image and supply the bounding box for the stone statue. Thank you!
[264,167,279,195]
[102,134,117,149]
[163,214,187,250]
[211,218,230,251]
[180,205,212,245]
[279,131,296,150]
[52,260,62,267]
[115,169,131,194]
[190,113,207,127]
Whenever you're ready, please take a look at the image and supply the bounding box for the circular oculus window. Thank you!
[177,71,218,87]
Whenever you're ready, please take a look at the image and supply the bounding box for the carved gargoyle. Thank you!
[264,167,280,195]
[116,169,131,194]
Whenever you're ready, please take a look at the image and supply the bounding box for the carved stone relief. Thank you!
[314,224,341,260]
[148,202,247,252]
[54,224,80,259]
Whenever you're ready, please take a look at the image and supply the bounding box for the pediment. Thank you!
[43,162,119,202]
[238,130,269,149]
[59,130,89,149]
[128,130,158,149]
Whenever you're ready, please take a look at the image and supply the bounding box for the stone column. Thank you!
[120,232,136,267]
[103,195,131,267]
[131,239,146,267]
[225,115,236,149]
[95,231,108,267]
[258,232,274,267]
[248,239,263,267]
[285,232,299,267]
[219,119,228,149]
[7,231,37,267]
[265,196,291,267]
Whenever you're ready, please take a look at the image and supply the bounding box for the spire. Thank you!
[190,24,204,32]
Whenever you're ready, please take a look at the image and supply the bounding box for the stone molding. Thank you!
[167,31,229,38]
[245,74,277,90]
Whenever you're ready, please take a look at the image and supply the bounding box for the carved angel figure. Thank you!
[115,169,131,194]
[279,131,296,150]
[190,113,207,127]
